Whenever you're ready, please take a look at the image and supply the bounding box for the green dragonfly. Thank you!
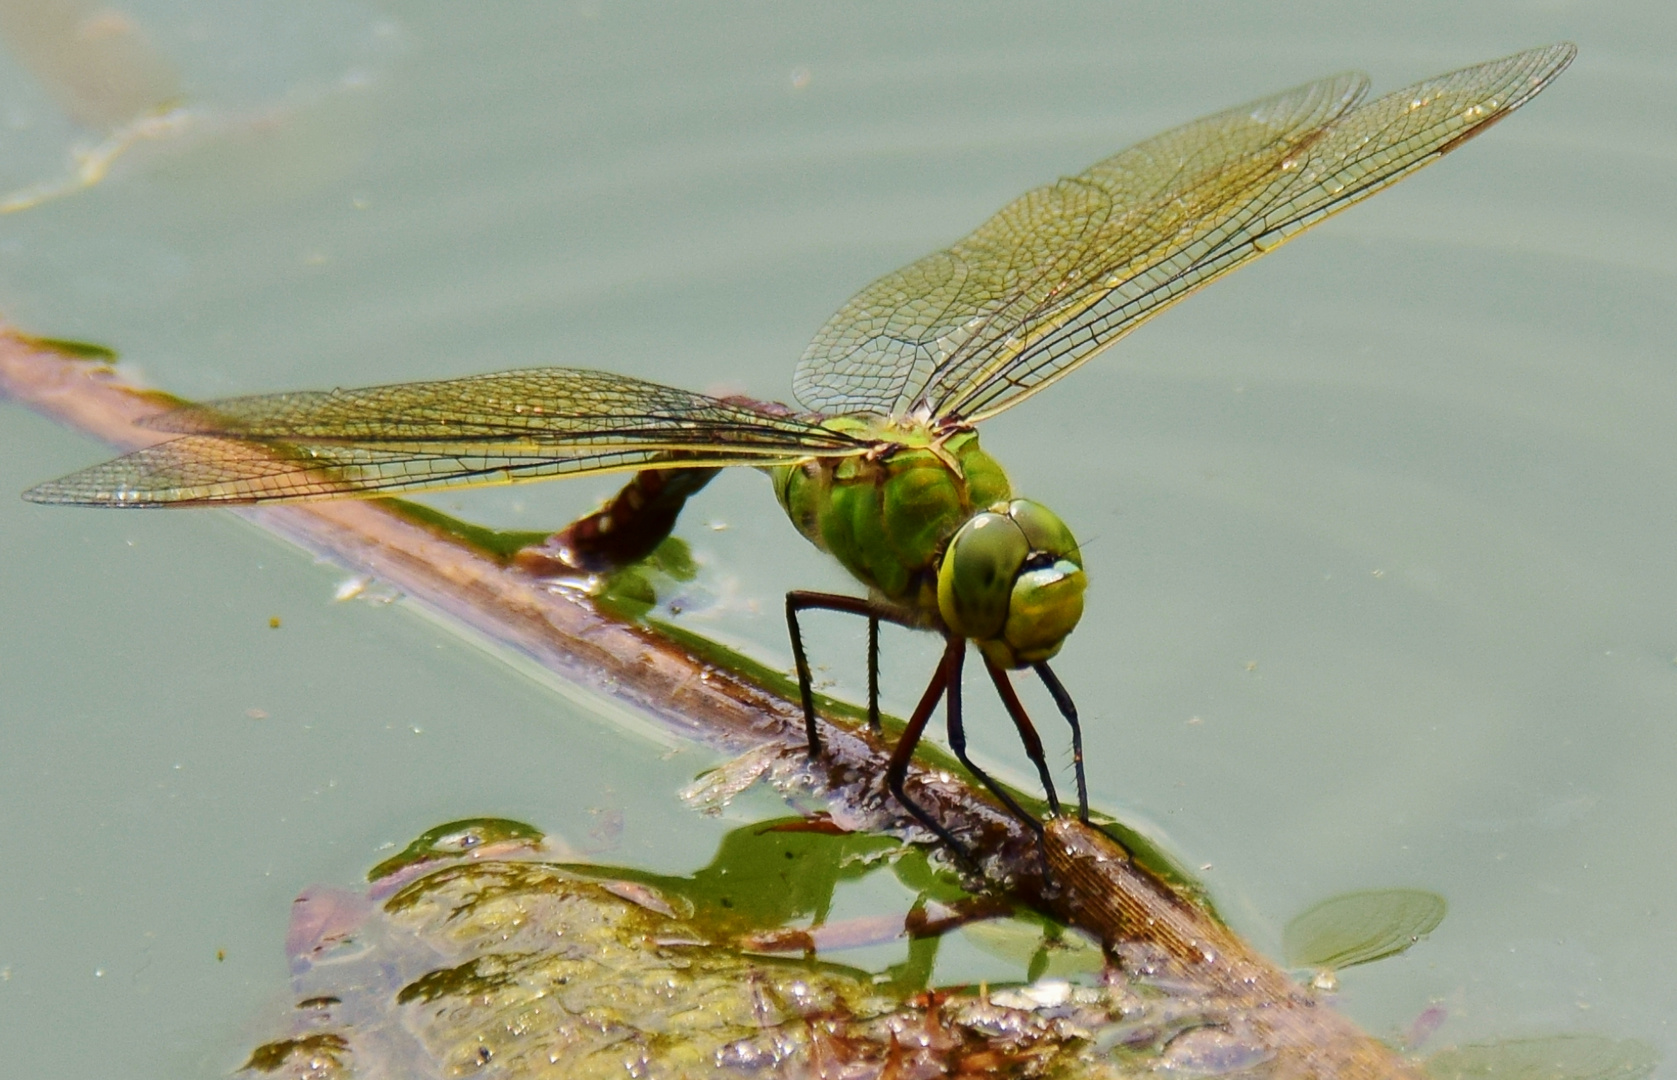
[26,45,1574,854]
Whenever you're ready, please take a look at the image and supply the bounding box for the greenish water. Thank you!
[0,3,1672,1076]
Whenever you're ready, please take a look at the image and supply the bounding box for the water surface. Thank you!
[0,3,1672,1075]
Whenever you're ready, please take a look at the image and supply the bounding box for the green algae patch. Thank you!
[16,334,119,363]
[378,498,552,564]
[367,817,544,883]
[393,954,530,1006]
[242,1033,350,1074]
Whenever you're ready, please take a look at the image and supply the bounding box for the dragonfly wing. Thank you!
[793,44,1573,424]
[792,70,1369,419]
[143,368,844,449]
[25,367,865,506]
[22,438,825,507]
[935,43,1574,423]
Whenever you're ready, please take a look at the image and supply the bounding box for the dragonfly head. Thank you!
[936,499,1084,669]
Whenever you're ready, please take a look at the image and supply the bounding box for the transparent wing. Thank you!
[793,70,1368,419]
[936,44,1574,422]
[24,367,866,507]
[794,44,1574,424]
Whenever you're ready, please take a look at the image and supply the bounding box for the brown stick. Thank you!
[0,330,1424,1079]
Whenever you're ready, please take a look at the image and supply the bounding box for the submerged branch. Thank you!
[1,329,1423,1079]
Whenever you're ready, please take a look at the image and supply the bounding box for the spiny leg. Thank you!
[942,642,1045,837]
[785,590,909,757]
[1033,661,1088,823]
[867,615,881,732]
[883,636,970,861]
[981,658,1062,818]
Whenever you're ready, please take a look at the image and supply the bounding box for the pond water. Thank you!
[0,3,1672,1077]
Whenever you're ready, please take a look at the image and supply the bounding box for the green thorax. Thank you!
[771,425,1011,616]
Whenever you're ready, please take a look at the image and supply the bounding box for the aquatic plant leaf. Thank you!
[1426,1035,1658,1080]
[1282,888,1446,970]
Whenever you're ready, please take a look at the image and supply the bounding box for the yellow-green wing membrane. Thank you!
[794,44,1574,425]
[794,69,1369,419]
[24,368,867,507]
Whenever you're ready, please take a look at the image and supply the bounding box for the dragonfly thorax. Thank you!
[771,427,1085,667]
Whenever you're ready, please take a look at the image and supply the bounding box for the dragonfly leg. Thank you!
[785,591,909,758]
[942,644,1046,837]
[981,658,1061,818]
[867,614,881,733]
[1033,661,1088,823]
[884,635,971,863]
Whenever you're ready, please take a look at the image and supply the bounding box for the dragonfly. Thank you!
[25,44,1574,855]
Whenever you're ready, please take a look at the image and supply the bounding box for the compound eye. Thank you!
[1003,560,1085,665]
[937,511,1028,640]
[1006,499,1081,568]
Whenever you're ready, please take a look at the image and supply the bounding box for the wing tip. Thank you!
[22,479,155,507]
[1504,41,1577,94]
[1455,42,1577,103]
[1532,41,1579,91]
